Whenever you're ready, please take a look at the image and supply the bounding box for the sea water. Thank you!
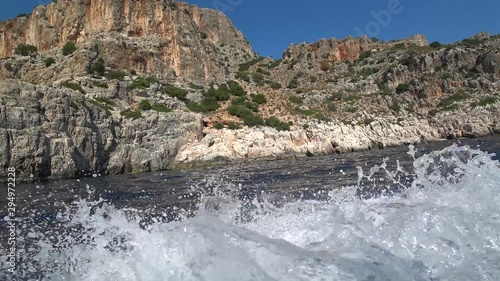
[1,138,500,281]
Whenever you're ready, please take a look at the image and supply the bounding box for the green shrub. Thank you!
[44,57,55,67]
[459,38,482,48]
[14,44,37,56]
[438,92,468,109]
[167,2,177,10]
[390,102,401,113]
[61,81,85,94]
[139,100,152,110]
[187,102,205,113]
[130,70,137,75]
[242,114,264,127]
[289,95,303,105]
[227,80,246,96]
[256,67,271,76]
[358,50,372,61]
[345,107,358,113]
[92,58,106,76]
[164,84,188,101]
[235,71,250,82]
[267,60,282,69]
[364,118,375,125]
[94,97,116,107]
[269,82,281,89]
[401,56,418,69]
[287,78,299,89]
[187,96,220,113]
[330,92,344,101]
[382,87,392,96]
[106,71,127,81]
[238,57,264,72]
[360,67,379,78]
[128,76,159,90]
[88,100,113,116]
[3,62,13,72]
[244,102,259,112]
[466,69,480,79]
[206,86,230,101]
[471,97,497,108]
[120,110,141,120]
[265,117,290,131]
[251,94,267,104]
[392,43,406,50]
[442,104,460,112]
[320,61,332,72]
[396,83,410,94]
[326,102,337,112]
[298,109,329,121]
[152,103,172,113]
[214,123,224,130]
[88,99,115,116]
[231,97,246,105]
[345,94,360,102]
[188,82,204,90]
[62,42,77,56]
[94,82,108,88]
[442,72,453,80]
[227,122,241,130]
[430,41,442,48]
[200,96,220,111]
[252,72,265,84]
[200,32,208,39]
[376,81,392,96]
[228,105,253,118]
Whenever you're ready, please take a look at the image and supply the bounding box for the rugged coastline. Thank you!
[174,110,500,169]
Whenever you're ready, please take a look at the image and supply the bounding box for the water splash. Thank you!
[2,144,500,280]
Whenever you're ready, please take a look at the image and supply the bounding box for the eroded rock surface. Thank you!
[0,79,203,181]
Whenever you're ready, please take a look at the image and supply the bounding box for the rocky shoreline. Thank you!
[1,1,499,183]
[0,79,204,183]
[1,74,497,183]
[174,105,500,168]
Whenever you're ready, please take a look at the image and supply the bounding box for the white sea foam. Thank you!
[3,144,500,280]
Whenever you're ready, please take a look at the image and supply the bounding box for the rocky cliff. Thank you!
[283,34,428,65]
[175,32,499,167]
[0,0,255,82]
[0,78,203,181]
[0,1,499,182]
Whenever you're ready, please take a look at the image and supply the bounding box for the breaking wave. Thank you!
[3,144,500,280]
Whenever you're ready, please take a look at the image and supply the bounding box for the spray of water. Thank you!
[2,144,500,280]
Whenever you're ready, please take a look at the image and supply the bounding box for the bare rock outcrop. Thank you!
[0,0,255,82]
[174,119,441,166]
[0,79,203,182]
[283,34,428,65]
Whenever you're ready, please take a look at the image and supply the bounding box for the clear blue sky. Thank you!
[1,0,499,58]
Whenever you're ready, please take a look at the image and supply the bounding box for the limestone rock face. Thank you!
[174,120,441,167]
[0,0,255,82]
[1,1,499,182]
[0,79,203,182]
[283,34,428,64]
[174,103,500,167]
